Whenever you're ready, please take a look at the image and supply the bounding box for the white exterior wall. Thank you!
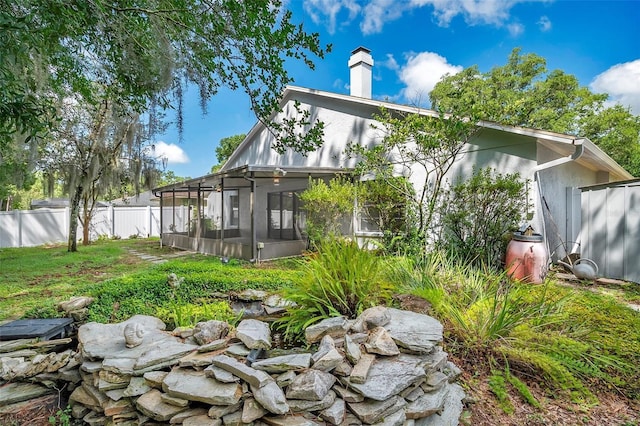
[535,145,600,260]
[224,93,380,171]
[223,92,617,263]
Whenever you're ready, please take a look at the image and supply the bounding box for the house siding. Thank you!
[225,95,609,262]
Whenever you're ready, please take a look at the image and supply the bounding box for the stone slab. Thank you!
[163,368,242,406]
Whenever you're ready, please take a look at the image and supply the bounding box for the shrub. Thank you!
[275,238,397,343]
[439,167,528,269]
[399,251,609,403]
[299,177,356,247]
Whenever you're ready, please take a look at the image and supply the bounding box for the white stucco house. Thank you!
[153,47,632,261]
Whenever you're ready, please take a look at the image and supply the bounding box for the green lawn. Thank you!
[0,238,301,323]
[1,239,638,424]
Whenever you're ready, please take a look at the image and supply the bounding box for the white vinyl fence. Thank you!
[580,179,640,284]
[0,206,160,248]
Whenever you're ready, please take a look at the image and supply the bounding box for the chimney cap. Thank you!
[351,46,371,55]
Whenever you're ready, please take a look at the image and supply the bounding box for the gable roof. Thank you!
[223,85,633,181]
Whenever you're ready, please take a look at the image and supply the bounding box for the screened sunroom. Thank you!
[153,165,349,261]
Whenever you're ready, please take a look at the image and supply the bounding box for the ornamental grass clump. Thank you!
[400,251,610,406]
[276,238,397,343]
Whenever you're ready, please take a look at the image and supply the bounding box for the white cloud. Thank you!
[303,0,361,34]
[360,0,407,34]
[382,53,400,71]
[333,78,349,91]
[507,22,524,37]
[303,0,532,36]
[410,0,517,27]
[398,52,463,102]
[148,141,190,164]
[590,59,640,114]
[537,15,552,32]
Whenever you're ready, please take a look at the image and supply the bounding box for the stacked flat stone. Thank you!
[1,306,465,426]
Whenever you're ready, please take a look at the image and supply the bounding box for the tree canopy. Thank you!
[211,134,245,173]
[1,0,330,249]
[430,48,640,176]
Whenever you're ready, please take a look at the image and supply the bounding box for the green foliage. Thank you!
[488,370,514,414]
[347,106,480,242]
[87,259,301,323]
[505,367,541,408]
[1,0,330,150]
[400,252,612,401]
[439,168,528,269]
[299,177,356,247]
[275,239,397,343]
[358,177,422,255]
[489,366,541,414]
[157,300,241,329]
[430,47,640,176]
[211,134,246,172]
[48,407,73,426]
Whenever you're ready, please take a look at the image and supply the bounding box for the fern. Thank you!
[499,346,597,406]
[488,370,514,414]
[504,364,541,408]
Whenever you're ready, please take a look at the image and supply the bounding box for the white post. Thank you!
[16,209,22,247]
[146,206,152,237]
[110,205,115,238]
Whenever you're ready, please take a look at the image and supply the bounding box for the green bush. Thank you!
[275,238,397,343]
[439,168,528,269]
[399,251,624,403]
[299,177,356,248]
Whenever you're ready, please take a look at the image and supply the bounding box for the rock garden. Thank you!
[0,293,465,426]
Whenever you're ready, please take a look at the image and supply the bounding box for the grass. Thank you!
[0,238,301,323]
[1,239,639,424]
[0,240,145,321]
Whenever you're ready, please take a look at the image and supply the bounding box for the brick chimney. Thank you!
[348,47,373,98]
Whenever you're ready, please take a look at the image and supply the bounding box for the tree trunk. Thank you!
[68,184,84,252]
[82,194,91,245]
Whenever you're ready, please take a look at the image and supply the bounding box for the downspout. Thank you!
[243,173,257,261]
[532,139,585,259]
[221,178,225,244]
[196,183,202,252]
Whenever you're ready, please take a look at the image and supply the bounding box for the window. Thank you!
[267,190,305,240]
[226,190,239,228]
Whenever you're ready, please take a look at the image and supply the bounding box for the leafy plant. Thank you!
[399,251,610,403]
[48,407,72,426]
[488,369,514,414]
[157,300,240,329]
[357,177,421,255]
[275,238,397,342]
[299,177,356,247]
[439,167,528,269]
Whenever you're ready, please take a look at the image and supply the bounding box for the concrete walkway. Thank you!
[127,249,194,265]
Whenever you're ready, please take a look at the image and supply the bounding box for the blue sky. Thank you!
[156,0,640,179]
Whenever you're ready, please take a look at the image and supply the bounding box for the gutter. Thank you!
[533,139,585,172]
